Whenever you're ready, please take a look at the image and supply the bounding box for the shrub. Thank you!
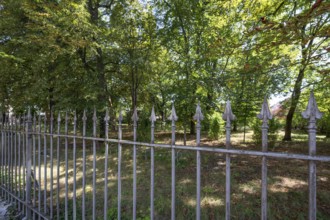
[208,112,222,140]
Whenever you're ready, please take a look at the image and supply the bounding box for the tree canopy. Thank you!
[0,0,329,138]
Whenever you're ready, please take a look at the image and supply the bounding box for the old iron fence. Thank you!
[0,92,329,220]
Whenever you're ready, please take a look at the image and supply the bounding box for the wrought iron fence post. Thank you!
[222,101,235,220]
[194,103,204,220]
[149,106,156,220]
[0,113,3,198]
[302,91,323,220]
[104,109,109,220]
[25,108,32,220]
[132,107,139,220]
[82,110,87,220]
[257,97,272,220]
[168,103,178,220]
[73,112,77,220]
[92,109,97,220]
[117,109,123,220]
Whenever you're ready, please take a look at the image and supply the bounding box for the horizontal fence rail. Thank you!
[0,91,329,220]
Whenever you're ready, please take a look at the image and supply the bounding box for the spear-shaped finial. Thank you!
[82,109,87,121]
[132,107,139,122]
[65,111,69,122]
[73,111,77,122]
[168,103,178,121]
[118,108,123,122]
[27,108,32,121]
[57,112,61,123]
[93,108,97,122]
[33,113,37,124]
[222,100,236,122]
[302,91,323,120]
[104,109,110,122]
[257,97,272,121]
[150,106,156,122]
[193,102,204,122]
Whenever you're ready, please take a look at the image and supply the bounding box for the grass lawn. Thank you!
[27,129,330,219]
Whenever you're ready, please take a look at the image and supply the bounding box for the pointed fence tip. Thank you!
[82,109,87,121]
[302,91,323,119]
[257,97,272,120]
[193,103,204,121]
[168,103,178,121]
[118,109,123,122]
[57,112,61,122]
[150,106,157,122]
[50,111,54,121]
[132,107,139,121]
[104,109,110,121]
[222,100,236,121]
[93,108,97,121]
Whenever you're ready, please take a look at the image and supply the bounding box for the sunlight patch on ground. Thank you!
[269,176,307,193]
[179,178,192,184]
[238,180,260,194]
[201,196,223,207]
[319,176,328,182]
[186,196,223,207]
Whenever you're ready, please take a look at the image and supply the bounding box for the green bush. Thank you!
[208,112,222,140]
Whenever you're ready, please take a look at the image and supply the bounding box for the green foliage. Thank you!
[0,0,329,142]
[208,112,222,140]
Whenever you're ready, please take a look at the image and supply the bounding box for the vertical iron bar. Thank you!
[0,114,4,198]
[82,110,87,220]
[150,106,156,220]
[168,104,178,220]
[0,113,3,198]
[10,116,13,202]
[56,113,61,220]
[26,109,33,219]
[194,103,204,220]
[222,101,235,220]
[132,107,138,220]
[302,92,322,220]
[92,109,97,220]
[43,114,47,215]
[308,132,317,220]
[38,115,42,220]
[64,112,69,220]
[104,110,110,220]
[22,114,26,216]
[33,114,36,219]
[7,115,9,201]
[257,97,272,220]
[4,115,8,200]
[7,115,11,201]
[117,110,123,220]
[18,116,22,211]
[50,112,54,219]
[14,116,18,204]
[73,112,77,220]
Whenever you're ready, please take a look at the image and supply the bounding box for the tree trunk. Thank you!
[87,0,110,138]
[190,118,195,135]
[283,26,309,141]
[283,68,305,141]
